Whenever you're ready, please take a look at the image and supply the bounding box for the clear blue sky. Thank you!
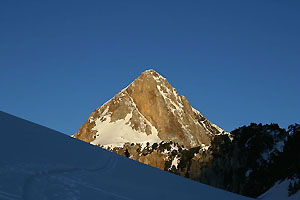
[1,0,299,135]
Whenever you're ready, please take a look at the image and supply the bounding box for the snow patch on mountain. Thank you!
[91,111,161,148]
[260,130,287,162]
[171,155,180,169]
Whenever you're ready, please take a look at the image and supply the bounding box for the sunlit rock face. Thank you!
[74,69,227,149]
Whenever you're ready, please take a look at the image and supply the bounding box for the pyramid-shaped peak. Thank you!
[75,69,228,149]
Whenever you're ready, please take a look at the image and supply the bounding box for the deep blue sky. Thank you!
[1,0,299,135]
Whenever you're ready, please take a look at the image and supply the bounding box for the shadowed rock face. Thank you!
[74,69,226,148]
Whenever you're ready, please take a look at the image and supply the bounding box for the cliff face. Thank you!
[74,69,227,149]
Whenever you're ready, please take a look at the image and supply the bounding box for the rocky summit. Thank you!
[74,69,227,150]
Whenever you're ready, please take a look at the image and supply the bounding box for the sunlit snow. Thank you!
[91,112,161,148]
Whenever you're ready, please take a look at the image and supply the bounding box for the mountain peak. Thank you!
[74,70,227,149]
[141,69,161,76]
[133,69,166,86]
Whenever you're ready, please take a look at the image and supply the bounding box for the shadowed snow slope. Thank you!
[0,111,251,200]
[258,179,300,200]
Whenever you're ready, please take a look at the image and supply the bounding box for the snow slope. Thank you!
[0,111,252,200]
[259,179,300,200]
[90,111,161,149]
